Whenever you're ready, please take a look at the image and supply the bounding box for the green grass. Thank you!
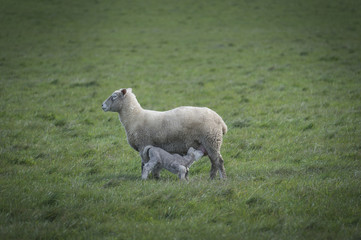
[1,0,361,239]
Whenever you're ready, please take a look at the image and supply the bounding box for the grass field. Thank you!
[1,0,361,239]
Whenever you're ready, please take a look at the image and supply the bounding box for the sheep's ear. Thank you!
[120,88,127,97]
[127,88,132,93]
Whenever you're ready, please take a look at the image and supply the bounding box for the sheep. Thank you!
[141,146,204,180]
[101,88,227,179]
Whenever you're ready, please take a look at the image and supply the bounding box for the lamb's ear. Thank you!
[127,88,132,93]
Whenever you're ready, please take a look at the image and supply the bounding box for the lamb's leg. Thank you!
[178,166,187,180]
[142,160,157,180]
[185,168,189,181]
[151,164,161,180]
[140,151,146,175]
[140,147,160,179]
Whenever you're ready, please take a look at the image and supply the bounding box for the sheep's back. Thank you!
[147,106,220,132]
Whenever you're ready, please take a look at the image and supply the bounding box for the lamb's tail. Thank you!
[142,145,153,163]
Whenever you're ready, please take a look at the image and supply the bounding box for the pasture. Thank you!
[1,0,360,239]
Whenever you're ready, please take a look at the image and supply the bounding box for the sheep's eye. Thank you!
[111,94,118,100]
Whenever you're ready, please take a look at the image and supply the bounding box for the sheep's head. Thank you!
[102,88,132,112]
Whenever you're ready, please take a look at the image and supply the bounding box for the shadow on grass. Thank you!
[102,174,140,188]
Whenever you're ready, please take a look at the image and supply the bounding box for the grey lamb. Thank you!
[142,146,204,180]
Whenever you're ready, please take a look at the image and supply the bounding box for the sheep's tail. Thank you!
[221,119,228,135]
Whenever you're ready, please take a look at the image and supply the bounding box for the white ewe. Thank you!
[102,88,227,179]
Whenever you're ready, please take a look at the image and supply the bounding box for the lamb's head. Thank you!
[187,147,204,161]
[102,88,132,112]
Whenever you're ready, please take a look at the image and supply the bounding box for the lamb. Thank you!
[101,88,228,179]
[141,146,204,180]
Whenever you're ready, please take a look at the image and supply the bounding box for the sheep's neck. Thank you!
[118,99,143,133]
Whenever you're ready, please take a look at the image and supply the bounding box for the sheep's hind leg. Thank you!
[209,158,218,179]
[204,142,221,179]
[203,133,226,179]
[207,150,227,180]
[217,153,227,179]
